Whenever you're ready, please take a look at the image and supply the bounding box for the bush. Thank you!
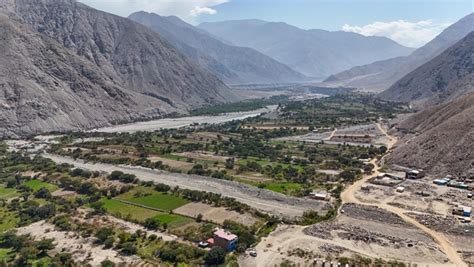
[203,247,226,265]
[155,183,171,192]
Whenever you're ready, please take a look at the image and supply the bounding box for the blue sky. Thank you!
[198,0,470,30]
[80,0,473,47]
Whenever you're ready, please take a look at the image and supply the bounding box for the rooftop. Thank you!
[214,229,238,241]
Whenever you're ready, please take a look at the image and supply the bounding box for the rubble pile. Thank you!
[342,203,411,226]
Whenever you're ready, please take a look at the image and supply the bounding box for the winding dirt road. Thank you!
[340,123,467,267]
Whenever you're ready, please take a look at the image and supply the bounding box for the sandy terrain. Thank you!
[241,124,469,266]
[92,106,277,133]
[240,212,451,267]
[174,202,258,227]
[43,154,331,218]
[17,221,141,266]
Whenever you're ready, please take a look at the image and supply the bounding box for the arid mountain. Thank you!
[324,13,474,92]
[380,31,474,106]
[388,92,474,177]
[387,32,474,177]
[0,0,236,137]
[198,19,414,79]
[129,12,307,84]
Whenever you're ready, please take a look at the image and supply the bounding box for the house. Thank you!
[405,169,425,179]
[309,192,329,201]
[212,229,238,251]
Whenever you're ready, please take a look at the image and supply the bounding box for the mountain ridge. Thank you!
[129,11,307,85]
[198,19,414,79]
[380,31,474,106]
[323,13,474,92]
[0,0,236,137]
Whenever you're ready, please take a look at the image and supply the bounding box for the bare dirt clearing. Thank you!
[17,221,141,266]
[174,202,259,227]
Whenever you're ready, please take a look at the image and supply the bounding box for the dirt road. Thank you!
[340,123,467,267]
[43,153,329,218]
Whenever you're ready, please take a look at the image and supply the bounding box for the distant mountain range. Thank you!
[380,31,474,106]
[0,0,236,137]
[386,32,474,177]
[198,19,414,79]
[324,13,474,92]
[129,12,307,85]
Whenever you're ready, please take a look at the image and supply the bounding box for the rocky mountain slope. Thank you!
[386,32,474,177]
[380,31,474,106]
[129,12,307,84]
[0,0,236,137]
[324,13,474,91]
[199,19,414,79]
[388,92,474,177]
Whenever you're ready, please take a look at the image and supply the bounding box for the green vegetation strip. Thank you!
[22,179,58,192]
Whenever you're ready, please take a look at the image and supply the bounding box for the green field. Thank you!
[152,213,193,227]
[0,187,19,200]
[22,179,58,192]
[0,248,13,262]
[101,198,191,227]
[116,187,189,211]
[264,182,303,195]
[101,198,160,222]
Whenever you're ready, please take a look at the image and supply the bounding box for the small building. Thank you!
[453,205,472,217]
[212,229,238,251]
[396,186,405,193]
[361,185,370,192]
[405,169,425,179]
[309,192,329,201]
[463,207,472,217]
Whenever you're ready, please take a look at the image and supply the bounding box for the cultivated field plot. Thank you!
[100,198,193,228]
[115,187,190,211]
[174,202,259,227]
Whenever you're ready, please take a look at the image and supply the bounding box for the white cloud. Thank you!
[342,20,451,47]
[190,6,217,16]
[80,0,228,22]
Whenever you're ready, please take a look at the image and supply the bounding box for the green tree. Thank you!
[203,247,226,265]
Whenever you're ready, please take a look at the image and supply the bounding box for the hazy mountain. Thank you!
[129,12,306,85]
[0,0,236,137]
[324,13,474,92]
[198,19,414,79]
[380,31,474,106]
[388,91,474,177]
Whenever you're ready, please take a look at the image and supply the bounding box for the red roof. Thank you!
[206,238,214,244]
[214,229,237,241]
